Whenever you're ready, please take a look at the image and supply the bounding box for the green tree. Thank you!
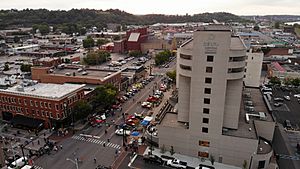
[291,78,300,87]
[209,155,215,165]
[242,160,248,169]
[253,25,260,31]
[269,76,281,85]
[155,50,172,66]
[83,51,111,65]
[170,146,175,155]
[73,100,92,121]
[20,64,32,72]
[3,64,9,71]
[166,70,176,82]
[83,36,95,49]
[96,39,109,46]
[129,50,143,57]
[91,84,118,111]
[33,24,50,35]
[274,21,281,29]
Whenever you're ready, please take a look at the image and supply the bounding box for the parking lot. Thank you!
[270,86,300,128]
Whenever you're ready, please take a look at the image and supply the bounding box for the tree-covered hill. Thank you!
[0,9,245,29]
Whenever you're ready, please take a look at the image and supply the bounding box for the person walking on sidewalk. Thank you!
[94,157,97,163]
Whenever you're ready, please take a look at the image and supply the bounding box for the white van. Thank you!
[8,157,27,169]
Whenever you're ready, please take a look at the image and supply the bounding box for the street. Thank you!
[32,57,176,169]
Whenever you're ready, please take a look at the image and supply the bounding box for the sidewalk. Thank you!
[142,147,242,169]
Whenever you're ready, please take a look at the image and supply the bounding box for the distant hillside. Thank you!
[241,15,300,22]
[0,9,245,30]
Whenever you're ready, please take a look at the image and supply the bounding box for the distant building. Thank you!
[0,82,85,129]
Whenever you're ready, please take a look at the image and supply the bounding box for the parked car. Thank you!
[166,159,187,169]
[115,128,131,136]
[160,155,175,162]
[274,102,283,107]
[274,98,284,102]
[294,94,300,98]
[143,155,163,165]
[141,102,152,108]
[284,96,291,101]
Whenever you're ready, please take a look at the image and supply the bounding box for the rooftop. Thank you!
[50,67,119,80]
[223,88,274,139]
[159,112,187,129]
[230,36,247,51]
[1,83,85,99]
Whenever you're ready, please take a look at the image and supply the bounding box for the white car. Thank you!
[294,94,300,98]
[284,95,291,100]
[115,129,131,136]
[166,159,187,169]
[141,102,152,108]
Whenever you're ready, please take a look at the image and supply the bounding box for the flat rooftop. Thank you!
[160,112,187,129]
[223,88,274,139]
[1,83,85,99]
[51,67,118,80]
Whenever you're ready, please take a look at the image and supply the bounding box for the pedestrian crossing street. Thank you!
[71,135,121,150]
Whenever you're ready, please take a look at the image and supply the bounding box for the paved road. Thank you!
[33,57,176,169]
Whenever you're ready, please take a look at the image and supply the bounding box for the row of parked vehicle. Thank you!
[143,154,215,169]
[118,76,155,103]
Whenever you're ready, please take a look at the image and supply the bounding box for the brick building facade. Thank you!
[0,83,85,129]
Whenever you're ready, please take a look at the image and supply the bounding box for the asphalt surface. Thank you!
[270,86,300,169]
[32,57,176,169]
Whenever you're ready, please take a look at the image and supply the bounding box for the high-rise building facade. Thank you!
[158,25,275,169]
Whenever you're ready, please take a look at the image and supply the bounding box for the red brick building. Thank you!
[0,83,85,129]
[113,28,148,53]
[31,66,121,90]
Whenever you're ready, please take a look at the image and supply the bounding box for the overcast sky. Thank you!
[1,0,300,15]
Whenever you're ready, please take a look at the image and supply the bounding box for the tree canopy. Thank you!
[155,50,172,66]
[0,9,245,30]
[83,51,111,65]
[73,100,92,121]
[20,64,32,72]
[128,50,143,57]
[91,84,118,111]
[83,36,95,49]
[166,70,176,82]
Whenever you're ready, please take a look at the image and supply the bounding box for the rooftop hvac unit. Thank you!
[16,85,24,92]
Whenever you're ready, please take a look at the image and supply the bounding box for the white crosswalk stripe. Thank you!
[71,135,121,150]
[33,165,44,169]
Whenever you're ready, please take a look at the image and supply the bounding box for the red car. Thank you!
[147,96,159,102]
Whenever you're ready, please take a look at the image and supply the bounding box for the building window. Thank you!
[18,98,21,104]
[228,67,244,73]
[206,67,213,73]
[204,98,210,104]
[203,118,209,124]
[202,127,208,133]
[207,55,214,62]
[198,151,209,158]
[40,102,43,108]
[180,54,192,60]
[24,99,27,105]
[30,100,33,106]
[258,160,265,169]
[229,56,245,62]
[36,110,40,116]
[204,88,211,94]
[50,112,53,118]
[203,108,209,114]
[180,64,192,71]
[41,111,44,117]
[57,113,60,119]
[35,101,38,107]
[205,77,212,84]
[49,103,51,109]
[55,104,59,111]
[199,140,210,147]
[44,102,48,108]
